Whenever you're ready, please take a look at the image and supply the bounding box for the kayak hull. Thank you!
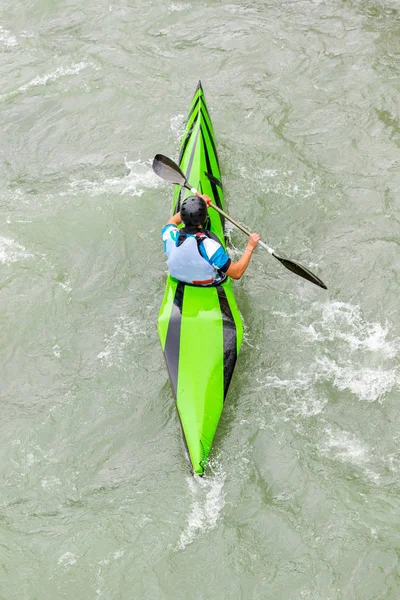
[158,82,243,474]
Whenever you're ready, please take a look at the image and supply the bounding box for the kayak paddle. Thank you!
[152,154,327,290]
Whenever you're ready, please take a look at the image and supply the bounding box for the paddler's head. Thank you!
[180,196,208,228]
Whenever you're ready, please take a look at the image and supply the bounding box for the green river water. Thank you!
[1,0,400,598]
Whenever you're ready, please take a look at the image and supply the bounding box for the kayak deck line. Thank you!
[158,83,244,475]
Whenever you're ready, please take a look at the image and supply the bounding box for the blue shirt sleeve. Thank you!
[208,246,231,272]
[199,238,231,272]
[161,224,178,258]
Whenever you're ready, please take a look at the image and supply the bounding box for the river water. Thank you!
[1,0,400,598]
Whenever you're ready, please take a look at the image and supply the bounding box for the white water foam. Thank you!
[0,25,17,47]
[97,314,147,368]
[0,61,95,102]
[58,279,72,293]
[303,301,400,402]
[98,550,125,566]
[0,236,31,264]
[170,113,185,143]
[260,168,278,177]
[41,476,62,490]
[224,222,244,260]
[95,550,125,600]
[225,4,257,14]
[322,426,369,464]
[317,357,397,402]
[67,158,160,198]
[20,30,35,39]
[58,552,77,566]
[305,301,399,358]
[169,3,191,12]
[256,301,399,407]
[177,467,226,550]
[319,425,380,482]
[264,359,396,406]
[255,373,328,419]
[240,164,318,200]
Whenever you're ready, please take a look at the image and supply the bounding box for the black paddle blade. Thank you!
[152,154,190,188]
[273,254,327,290]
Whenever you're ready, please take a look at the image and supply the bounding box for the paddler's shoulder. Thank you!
[161,223,178,239]
[199,236,228,264]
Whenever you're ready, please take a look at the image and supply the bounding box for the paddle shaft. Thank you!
[188,186,275,255]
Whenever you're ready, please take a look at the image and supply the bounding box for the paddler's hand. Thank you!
[199,193,212,207]
[246,233,261,252]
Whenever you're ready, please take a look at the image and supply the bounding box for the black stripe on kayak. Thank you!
[176,417,206,476]
[200,126,225,231]
[200,127,223,210]
[175,123,194,214]
[192,88,209,121]
[185,125,200,185]
[197,84,211,120]
[178,126,193,165]
[200,108,220,171]
[216,286,237,399]
[164,282,185,396]
[187,94,201,126]
[205,172,223,190]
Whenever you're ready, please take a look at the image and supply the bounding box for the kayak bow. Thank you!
[158,82,244,474]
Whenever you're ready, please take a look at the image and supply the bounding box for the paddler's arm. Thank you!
[225,233,261,280]
[199,193,259,278]
[166,212,182,226]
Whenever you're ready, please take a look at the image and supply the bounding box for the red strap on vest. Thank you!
[192,278,215,285]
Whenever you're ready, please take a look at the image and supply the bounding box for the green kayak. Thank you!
[158,82,244,475]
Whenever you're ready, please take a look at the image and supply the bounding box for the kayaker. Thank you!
[162,194,261,285]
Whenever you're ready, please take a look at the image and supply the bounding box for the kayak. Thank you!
[158,82,244,475]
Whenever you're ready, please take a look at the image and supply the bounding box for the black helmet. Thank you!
[180,196,208,226]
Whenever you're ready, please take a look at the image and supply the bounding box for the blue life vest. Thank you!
[167,233,217,285]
